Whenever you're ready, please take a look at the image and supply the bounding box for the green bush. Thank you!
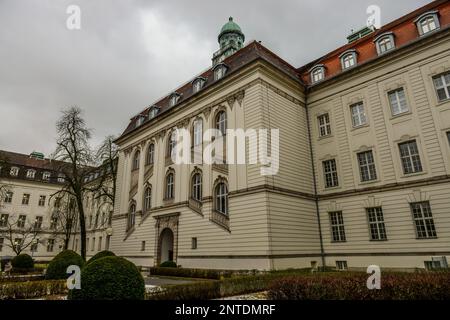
[87,250,115,265]
[0,280,66,299]
[149,267,254,279]
[45,250,84,280]
[159,260,177,268]
[70,256,145,300]
[11,254,34,271]
[267,272,450,300]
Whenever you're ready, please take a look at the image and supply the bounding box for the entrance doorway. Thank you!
[159,228,174,263]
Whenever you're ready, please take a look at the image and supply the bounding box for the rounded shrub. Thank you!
[12,254,34,271]
[45,250,84,280]
[87,250,115,265]
[159,260,177,268]
[70,256,145,300]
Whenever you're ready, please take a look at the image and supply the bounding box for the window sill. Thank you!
[369,238,388,242]
[416,236,438,240]
[390,111,412,122]
[399,171,427,179]
[323,185,340,191]
[350,124,370,133]
[358,178,379,186]
[317,134,334,142]
[330,240,346,243]
[435,98,450,107]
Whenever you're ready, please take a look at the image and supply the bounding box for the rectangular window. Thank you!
[0,214,8,227]
[106,235,111,251]
[141,241,146,251]
[98,237,102,251]
[34,216,43,230]
[399,140,423,174]
[17,215,26,228]
[350,102,367,127]
[50,216,58,230]
[22,193,30,205]
[0,237,3,252]
[411,202,437,239]
[357,151,377,182]
[388,88,409,115]
[92,237,96,251]
[318,113,332,137]
[38,195,46,206]
[336,261,348,271]
[323,159,339,188]
[433,72,450,102]
[329,211,346,242]
[367,207,387,240]
[191,237,198,249]
[47,239,55,252]
[4,191,13,203]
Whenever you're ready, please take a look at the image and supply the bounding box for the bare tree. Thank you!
[51,106,94,261]
[0,155,12,208]
[49,195,78,250]
[0,214,39,255]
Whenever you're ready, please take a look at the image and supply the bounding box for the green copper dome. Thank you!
[218,17,245,41]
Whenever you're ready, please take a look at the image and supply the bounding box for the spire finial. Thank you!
[229,17,233,21]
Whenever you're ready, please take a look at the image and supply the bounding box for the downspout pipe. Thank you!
[304,89,326,270]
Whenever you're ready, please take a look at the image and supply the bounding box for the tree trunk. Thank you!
[76,196,87,261]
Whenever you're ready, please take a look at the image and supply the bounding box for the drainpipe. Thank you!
[304,89,326,270]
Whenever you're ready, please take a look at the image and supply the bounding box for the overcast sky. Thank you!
[0,0,430,156]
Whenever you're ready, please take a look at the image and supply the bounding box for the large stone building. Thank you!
[111,0,450,271]
[0,150,112,261]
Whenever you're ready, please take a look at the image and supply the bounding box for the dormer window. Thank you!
[213,63,228,81]
[136,115,145,127]
[310,65,325,84]
[415,11,440,36]
[58,174,65,183]
[26,169,36,179]
[169,93,181,107]
[10,167,19,177]
[374,32,395,55]
[42,172,51,181]
[340,50,357,70]
[192,77,206,93]
[148,106,159,119]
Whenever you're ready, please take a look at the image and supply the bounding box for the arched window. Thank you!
[216,111,227,136]
[146,143,155,165]
[165,172,174,199]
[132,150,140,171]
[215,182,228,215]
[213,64,228,80]
[310,65,325,84]
[143,186,152,211]
[191,173,202,201]
[167,131,177,158]
[127,204,136,231]
[193,119,203,147]
[415,11,440,36]
[340,51,357,70]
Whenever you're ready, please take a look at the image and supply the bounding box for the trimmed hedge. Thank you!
[12,254,34,271]
[149,267,262,280]
[268,272,450,300]
[45,250,84,280]
[0,280,66,300]
[87,250,115,265]
[70,256,145,300]
[159,260,177,268]
[0,275,44,283]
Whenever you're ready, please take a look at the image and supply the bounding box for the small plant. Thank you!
[45,250,84,280]
[11,254,34,272]
[159,260,177,268]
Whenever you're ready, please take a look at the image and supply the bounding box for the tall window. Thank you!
[38,196,46,207]
[168,131,177,158]
[193,78,205,93]
[169,94,179,107]
[399,141,422,174]
[144,186,152,211]
[375,33,395,55]
[216,111,227,136]
[340,51,356,69]
[214,65,227,80]
[357,151,377,182]
[26,169,36,179]
[191,173,202,201]
[0,214,9,227]
[22,193,30,205]
[311,66,325,83]
[50,216,58,230]
[215,182,228,215]
[17,215,26,228]
[388,88,409,115]
[0,237,3,252]
[329,211,346,242]
[318,113,331,137]
[10,167,19,176]
[433,72,450,102]
[366,207,387,240]
[4,192,13,203]
[410,202,437,239]
[34,216,43,230]
[323,159,339,188]
[127,204,136,230]
[165,173,174,199]
[149,106,159,119]
[193,119,203,147]
[146,143,155,165]
[132,150,140,170]
[416,12,440,36]
[350,102,367,127]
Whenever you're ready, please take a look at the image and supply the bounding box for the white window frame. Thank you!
[410,201,437,239]
[350,102,367,127]
[42,172,51,181]
[323,159,339,188]
[340,50,357,70]
[366,207,387,240]
[213,64,228,80]
[318,113,331,137]
[165,173,174,199]
[193,78,206,93]
[38,195,46,206]
[26,169,36,179]
[148,106,159,119]
[215,182,228,215]
[388,88,409,115]
[216,111,227,136]
[357,150,377,182]
[22,193,30,205]
[146,143,155,165]
[433,72,450,102]
[310,65,325,84]
[329,211,346,242]
[191,173,202,201]
[144,186,152,211]
[415,11,440,36]
[132,151,140,171]
[398,140,423,174]
[193,119,203,146]
[169,93,180,107]
[17,215,26,228]
[127,204,136,230]
[10,167,19,177]
[374,32,395,55]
